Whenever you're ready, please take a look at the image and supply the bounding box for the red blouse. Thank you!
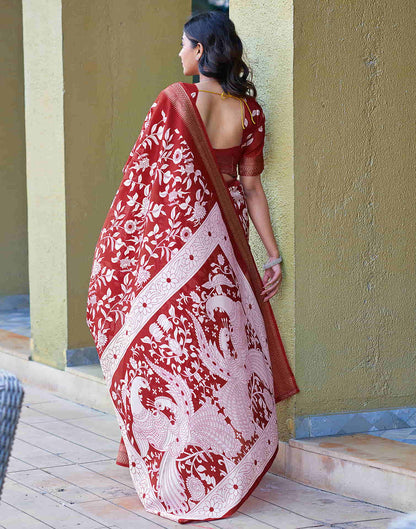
[212,102,266,178]
[187,83,266,179]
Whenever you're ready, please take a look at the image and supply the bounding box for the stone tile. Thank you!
[6,456,36,473]
[291,433,416,475]
[45,464,134,500]
[82,460,135,488]
[9,468,101,504]
[30,398,105,420]
[0,294,29,311]
[0,328,31,357]
[33,419,120,458]
[212,515,286,529]
[0,501,52,529]
[375,428,415,438]
[1,479,106,528]
[111,494,220,528]
[286,438,414,513]
[295,416,311,439]
[237,495,324,528]
[252,474,400,525]
[22,385,60,405]
[19,405,60,424]
[374,412,413,430]
[67,414,121,442]
[310,413,354,437]
[14,423,111,464]
[11,438,73,468]
[69,499,163,528]
[297,408,416,440]
[209,510,280,528]
[335,519,401,528]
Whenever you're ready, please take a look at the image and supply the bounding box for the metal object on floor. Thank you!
[0,369,24,498]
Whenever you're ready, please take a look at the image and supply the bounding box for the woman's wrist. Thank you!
[263,254,282,270]
[267,250,281,259]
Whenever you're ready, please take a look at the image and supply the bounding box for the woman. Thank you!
[86,10,299,524]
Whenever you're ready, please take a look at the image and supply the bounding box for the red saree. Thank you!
[86,81,299,523]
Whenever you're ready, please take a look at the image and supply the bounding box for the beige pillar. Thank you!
[23,0,190,369]
[231,0,296,441]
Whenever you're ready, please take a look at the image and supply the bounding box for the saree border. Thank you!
[165,82,299,403]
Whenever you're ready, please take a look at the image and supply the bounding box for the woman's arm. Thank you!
[240,176,280,258]
[240,175,282,301]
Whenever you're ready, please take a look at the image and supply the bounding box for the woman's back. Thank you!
[186,82,266,183]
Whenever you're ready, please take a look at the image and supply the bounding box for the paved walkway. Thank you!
[0,383,407,529]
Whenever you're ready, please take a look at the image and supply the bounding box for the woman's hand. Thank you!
[261,261,282,302]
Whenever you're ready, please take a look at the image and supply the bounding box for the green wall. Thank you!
[294,0,416,414]
[231,0,296,439]
[0,0,28,296]
[63,0,191,350]
[231,0,416,432]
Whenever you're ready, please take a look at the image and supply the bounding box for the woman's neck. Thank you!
[196,75,223,91]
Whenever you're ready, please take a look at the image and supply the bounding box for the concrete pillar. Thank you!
[22,0,190,369]
[230,0,296,441]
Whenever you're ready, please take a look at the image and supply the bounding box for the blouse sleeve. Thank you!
[238,105,266,177]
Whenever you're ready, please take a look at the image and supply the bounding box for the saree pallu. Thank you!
[86,81,299,524]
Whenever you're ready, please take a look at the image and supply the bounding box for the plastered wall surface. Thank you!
[294,1,416,414]
[64,0,191,349]
[0,0,28,295]
[231,0,296,440]
[232,0,416,424]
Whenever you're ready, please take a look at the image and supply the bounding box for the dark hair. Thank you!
[184,11,257,99]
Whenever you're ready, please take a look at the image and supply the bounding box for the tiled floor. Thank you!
[0,383,408,529]
[367,428,416,445]
[0,295,30,338]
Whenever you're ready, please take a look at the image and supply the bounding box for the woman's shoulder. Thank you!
[243,96,265,134]
[249,95,264,110]
[244,94,265,115]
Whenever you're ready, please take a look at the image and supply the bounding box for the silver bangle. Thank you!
[263,256,282,270]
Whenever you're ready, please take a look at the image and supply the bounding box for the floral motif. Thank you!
[180,226,192,241]
[124,220,137,234]
[186,475,205,501]
[173,148,183,164]
[91,261,101,277]
[97,331,107,348]
[137,267,151,286]
[136,294,154,315]
[191,202,206,223]
[225,473,244,499]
